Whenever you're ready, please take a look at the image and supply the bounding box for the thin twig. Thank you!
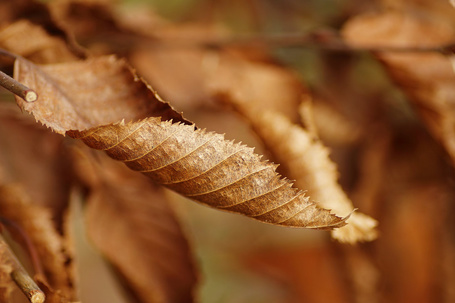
[0,218,45,281]
[0,70,37,102]
[0,47,37,102]
[0,234,45,303]
[152,30,455,54]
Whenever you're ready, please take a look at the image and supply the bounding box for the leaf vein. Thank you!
[185,165,272,197]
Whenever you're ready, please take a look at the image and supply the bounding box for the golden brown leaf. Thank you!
[13,56,346,230]
[342,10,455,166]
[69,118,346,229]
[0,184,74,302]
[73,147,198,303]
[231,106,377,242]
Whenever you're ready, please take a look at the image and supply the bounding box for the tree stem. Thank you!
[0,234,45,303]
[0,70,37,102]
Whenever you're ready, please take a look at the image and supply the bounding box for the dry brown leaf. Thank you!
[376,185,446,302]
[345,120,452,303]
[299,100,362,146]
[0,243,15,303]
[0,0,85,64]
[140,7,306,118]
[50,0,304,118]
[244,244,350,303]
[13,56,346,230]
[0,184,74,302]
[379,0,455,27]
[342,10,455,166]
[130,20,304,118]
[49,0,145,54]
[0,103,71,221]
[207,49,305,121]
[0,20,79,64]
[131,44,305,120]
[69,118,345,229]
[73,147,198,303]
[13,55,189,134]
[231,106,377,242]
[340,245,380,303]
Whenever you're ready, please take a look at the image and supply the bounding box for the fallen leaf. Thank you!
[73,146,198,303]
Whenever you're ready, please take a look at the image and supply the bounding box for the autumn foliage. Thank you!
[0,0,454,302]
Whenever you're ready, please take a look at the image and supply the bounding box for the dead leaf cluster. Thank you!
[0,0,454,303]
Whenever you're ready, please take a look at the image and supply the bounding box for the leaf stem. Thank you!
[0,70,37,102]
[0,234,45,303]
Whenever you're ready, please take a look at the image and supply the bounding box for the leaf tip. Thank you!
[330,211,378,243]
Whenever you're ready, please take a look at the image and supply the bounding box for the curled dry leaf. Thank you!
[73,147,198,303]
[13,56,346,230]
[0,184,74,302]
[342,10,455,166]
[231,105,377,242]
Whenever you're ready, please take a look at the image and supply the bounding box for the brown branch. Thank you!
[152,29,455,54]
[0,48,37,102]
[0,218,45,281]
[0,70,37,102]
[0,234,45,303]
